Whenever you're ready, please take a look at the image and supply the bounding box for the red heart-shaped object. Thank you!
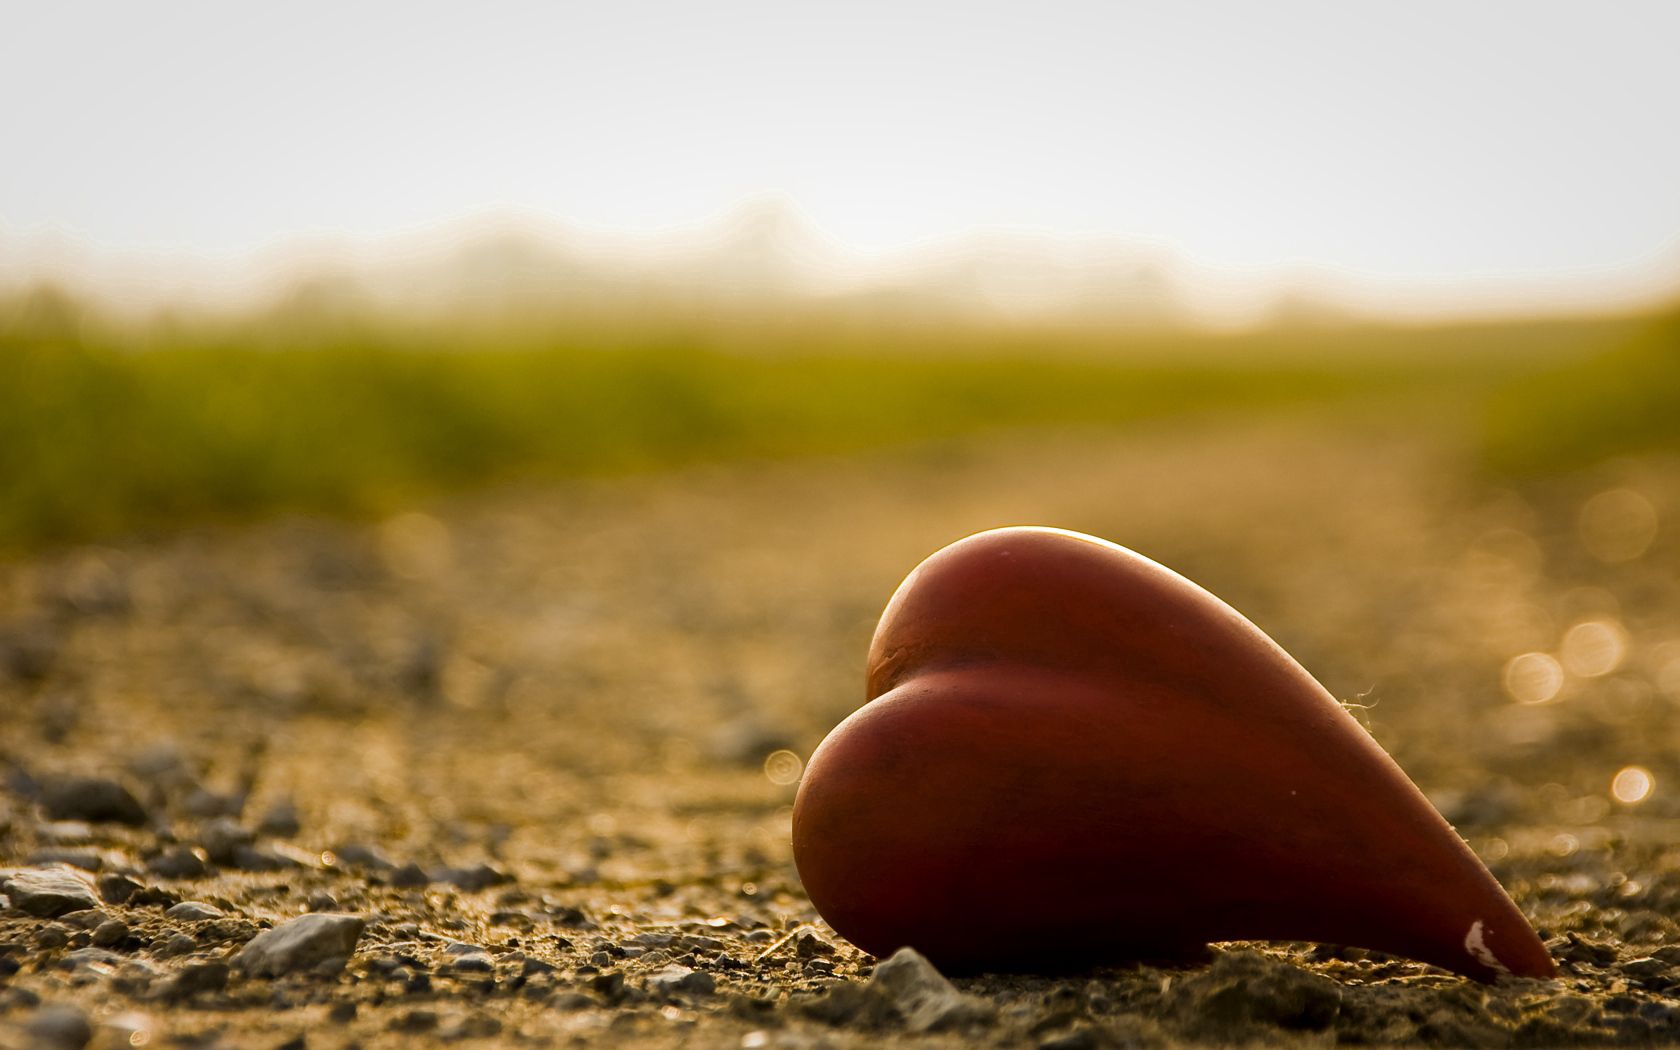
[792,527,1553,981]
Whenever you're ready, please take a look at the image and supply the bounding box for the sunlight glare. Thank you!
[1504,652,1564,704]
[1611,765,1654,805]
[1560,621,1628,678]
[764,750,804,786]
[1579,488,1659,564]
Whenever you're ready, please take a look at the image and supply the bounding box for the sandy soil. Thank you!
[3,417,1680,1049]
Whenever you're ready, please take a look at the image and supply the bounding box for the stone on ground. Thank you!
[1168,950,1344,1032]
[39,776,147,825]
[648,963,716,996]
[25,1003,92,1049]
[870,947,996,1031]
[234,913,365,977]
[0,865,101,918]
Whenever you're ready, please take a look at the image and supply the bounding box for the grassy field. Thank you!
[1482,309,1680,473]
[2,284,1674,552]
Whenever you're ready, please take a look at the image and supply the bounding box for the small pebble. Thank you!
[26,849,104,872]
[439,941,495,975]
[233,844,304,871]
[257,799,302,838]
[331,842,394,871]
[1039,1028,1101,1050]
[39,776,148,826]
[157,933,197,957]
[26,1003,92,1049]
[392,1009,439,1032]
[92,919,129,948]
[1,865,101,917]
[1167,950,1342,1032]
[437,862,511,891]
[521,956,556,977]
[159,959,230,999]
[551,991,594,1010]
[148,847,208,879]
[388,861,429,888]
[58,908,107,930]
[97,873,144,905]
[165,900,224,921]
[809,947,992,1032]
[1,986,42,1010]
[794,931,836,960]
[1559,934,1620,967]
[199,817,254,864]
[235,913,365,977]
[34,821,95,844]
[1622,957,1670,979]
[648,964,716,996]
[57,947,122,971]
[591,971,625,999]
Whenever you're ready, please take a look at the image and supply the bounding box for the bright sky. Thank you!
[3,2,1678,319]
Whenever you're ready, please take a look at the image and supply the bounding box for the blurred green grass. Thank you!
[1482,310,1680,474]
[1,284,1673,552]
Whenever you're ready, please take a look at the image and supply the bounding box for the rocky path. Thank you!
[3,419,1680,1048]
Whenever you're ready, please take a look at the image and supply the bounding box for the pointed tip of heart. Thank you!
[795,526,1554,982]
[1463,917,1556,980]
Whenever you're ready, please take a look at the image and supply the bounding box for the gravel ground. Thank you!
[3,418,1680,1049]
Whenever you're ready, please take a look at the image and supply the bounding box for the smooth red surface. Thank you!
[792,527,1553,981]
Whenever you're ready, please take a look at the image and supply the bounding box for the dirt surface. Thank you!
[3,418,1680,1049]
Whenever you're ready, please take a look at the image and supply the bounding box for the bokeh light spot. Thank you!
[1560,620,1627,678]
[1504,652,1564,704]
[1612,765,1655,805]
[1579,488,1659,563]
[764,749,804,786]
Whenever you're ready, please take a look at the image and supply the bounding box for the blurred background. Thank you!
[4,0,1680,966]
[4,1,1679,549]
